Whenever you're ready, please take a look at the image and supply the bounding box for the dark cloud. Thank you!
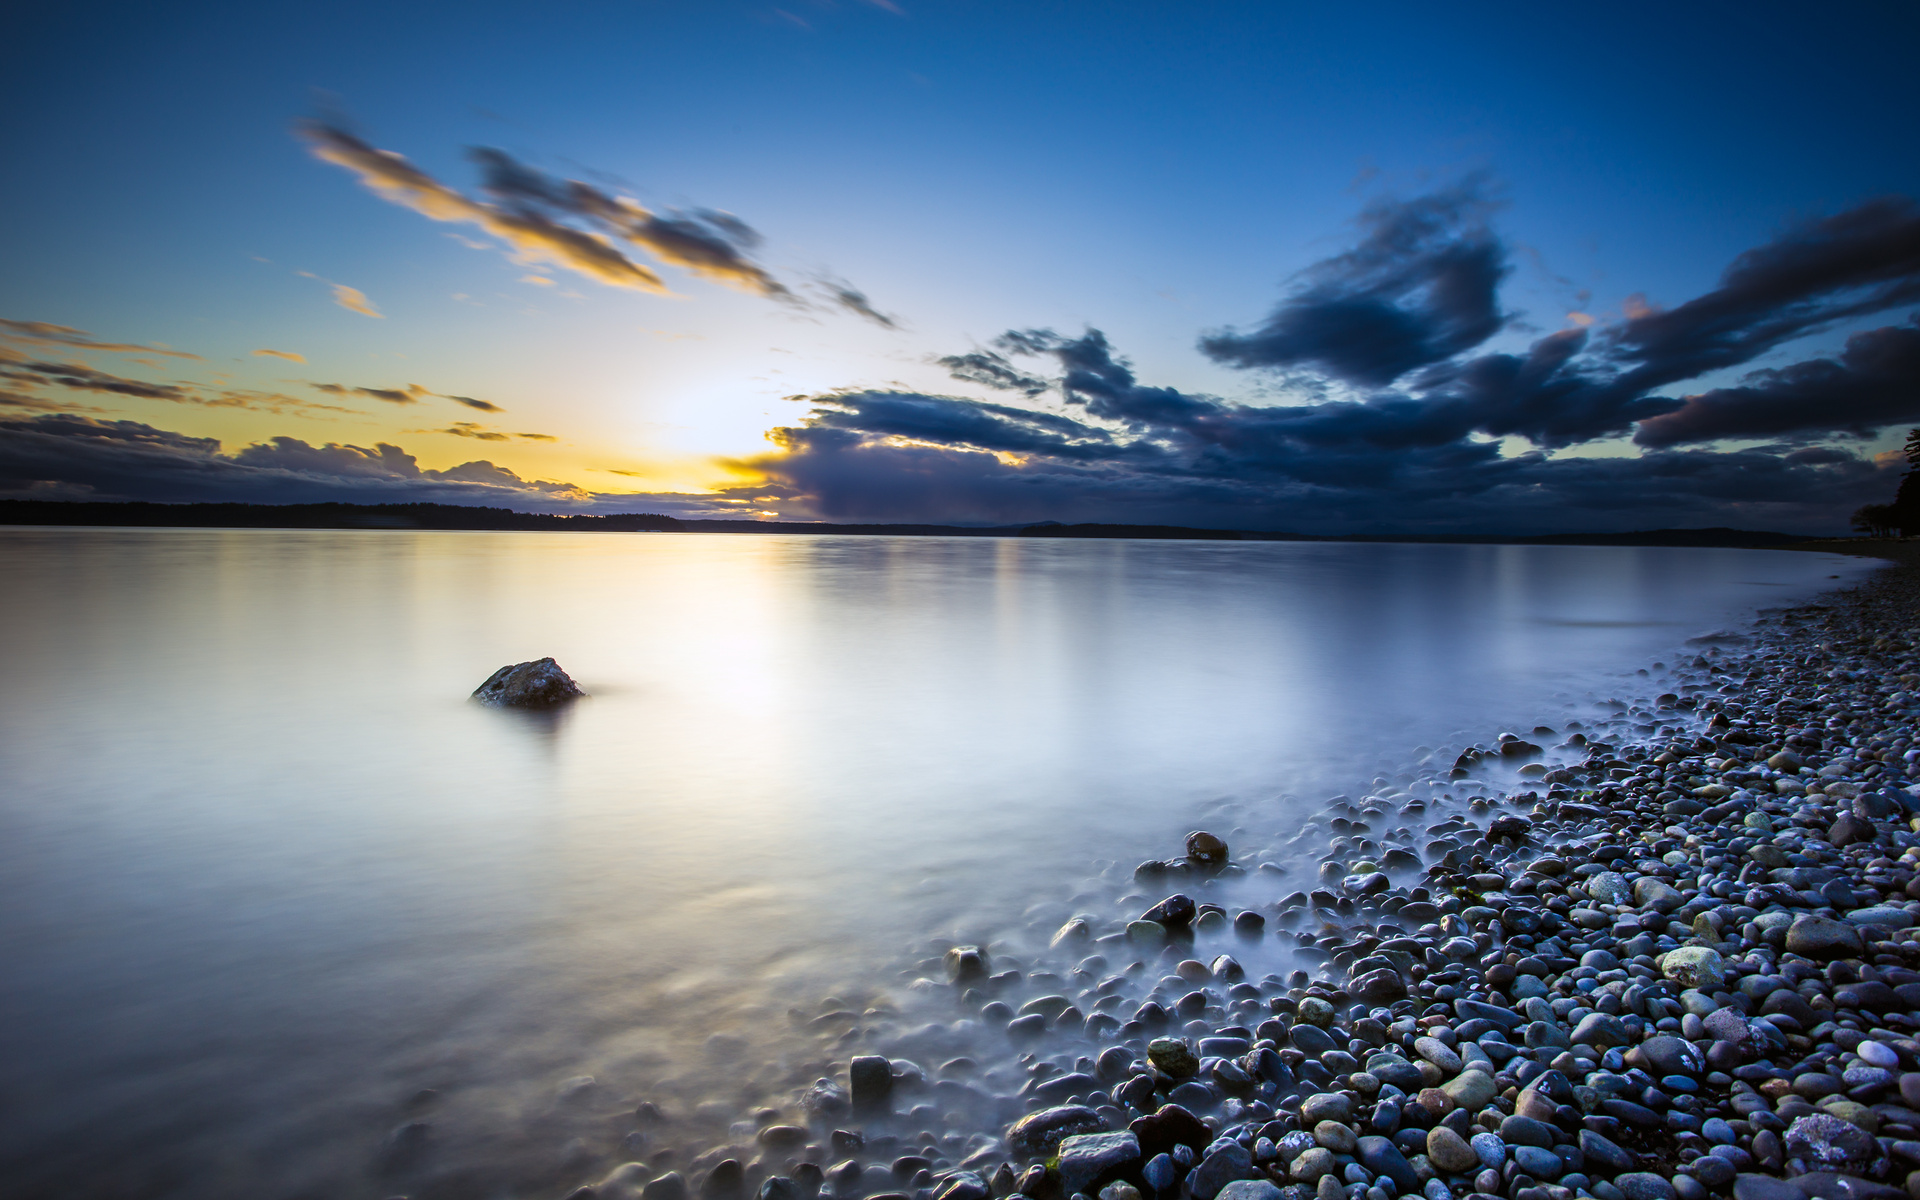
[731,384,1889,533]
[1633,317,1920,447]
[3,359,192,401]
[733,188,1920,529]
[410,422,556,442]
[1190,188,1920,455]
[2,356,354,417]
[819,280,899,330]
[0,413,732,515]
[446,395,503,413]
[1199,181,1510,385]
[1605,196,1920,391]
[937,348,1050,397]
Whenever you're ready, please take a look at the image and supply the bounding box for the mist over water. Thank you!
[0,530,1872,1197]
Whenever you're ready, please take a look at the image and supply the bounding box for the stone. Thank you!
[704,1161,746,1200]
[644,1174,691,1200]
[1148,1039,1199,1079]
[1288,1148,1335,1185]
[1051,918,1093,948]
[1580,1129,1637,1174]
[1356,1136,1420,1194]
[1190,1141,1256,1199]
[1660,947,1727,990]
[1290,1024,1338,1056]
[1300,1093,1353,1124]
[1785,914,1865,959]
[1514,1146,1564,1179]
[1615,1174,1678,1200]
[1142,895,1197,928]
[1588,872,1633,904]
[1127,921,1168,947]
[1500,1116,1556,1149]
[850,1056,893,1109]
[934,1174,990,1200]
[1426,1127,1479,1174]
[1313,1121,1357,1153]
[1350,968,1408,1006]
[1829,813,1875,847]
[1215,1185,1284,1200]
[1007,1105,1105,1157]
[1469,1132,1505,1171]
[1186,832,1229,867]
[1057,1132,1143,1197]
[1861,1041,1901,1069]
[945,945,992,982]
[1443,1069,1498,1112]
[1142,1154,1178,1197]
[1784,1114,1879,1173]
[1635,879,1685,912]
[1572,1013,1630,1048]
[471,657,586,707]
[1732,1177,1800,1200]
[1634,1036,1703,1078]
[1414,1037,1462,1075]
[1847,906,1917,929]
[1129,1104,1210,1159]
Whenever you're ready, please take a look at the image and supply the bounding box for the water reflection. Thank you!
[0,530,1873,1198]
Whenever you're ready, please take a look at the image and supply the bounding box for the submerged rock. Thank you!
[471,657,586,707]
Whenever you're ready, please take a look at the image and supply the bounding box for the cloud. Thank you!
[730,186,1920,531]
[330,284,383,318]
[0,319,201,359]
[410,421,555,442]
[0,413,598,508]
[313,381,426,405]
[1633,316,1920,447]
[252,348,306,363]
[1199,179,1510,385]
[817,279,900,329]
[1603,195,1920,392]
[2,359,193,401]
[1184,187,1920,454]
[298,122,669,292]
[300,121,896,323]
[311,381,498,411]
[726,381,1890,533]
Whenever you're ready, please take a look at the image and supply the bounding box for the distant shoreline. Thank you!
[0,499,1863,552]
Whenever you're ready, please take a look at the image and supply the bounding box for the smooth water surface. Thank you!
[0,530,1870,1197]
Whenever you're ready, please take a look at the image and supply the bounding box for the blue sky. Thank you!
[3,0,1918,531]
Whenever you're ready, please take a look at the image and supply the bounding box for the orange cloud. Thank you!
[330,284,383,318]
[252,348,307,363]
[298,122,668,293]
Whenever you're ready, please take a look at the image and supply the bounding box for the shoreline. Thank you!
[549,549,1920,1200]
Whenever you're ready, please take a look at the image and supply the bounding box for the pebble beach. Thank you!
[498,546,1920,1200]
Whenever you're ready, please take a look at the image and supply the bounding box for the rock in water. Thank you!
[472,657,586,707]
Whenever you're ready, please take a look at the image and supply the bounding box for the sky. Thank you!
[2,0,1919,534]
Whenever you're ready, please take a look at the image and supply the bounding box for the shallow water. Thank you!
[0,530,1872,1197]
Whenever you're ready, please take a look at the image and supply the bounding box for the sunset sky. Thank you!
[3,0,1919,532]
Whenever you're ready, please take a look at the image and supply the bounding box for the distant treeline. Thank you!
[0,499,1814,549]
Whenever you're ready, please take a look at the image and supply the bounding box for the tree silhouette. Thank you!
[1855,503,1897,537]
[1894,427,1920,537]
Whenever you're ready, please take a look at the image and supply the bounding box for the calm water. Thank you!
[0,530,1871,1197]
